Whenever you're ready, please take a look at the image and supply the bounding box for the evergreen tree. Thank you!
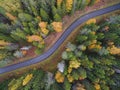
[0,6,6,16]
[54,14,62,22]
[71,0,77,15]
[64,79,71,90]
[76,0,82,10]
[0,80,10,90]
[61,2,66,16]
[52,6,58,16]
[40,8,49,22]
[21,0,33,15]
[0,33,15,42]
[89,0,96,6]
[28,0,38,16]
[79,0,88,10]
[18,13,33,22]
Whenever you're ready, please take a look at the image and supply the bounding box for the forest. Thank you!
[1,0,120,90]
[0,14,120,90]
[0,0,99,67]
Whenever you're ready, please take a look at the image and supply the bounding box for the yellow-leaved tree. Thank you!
[51,22,62,32]
[66,0,73,13]
[55,71,64,83]
[39,22,49,35]
[0,40,10,46]
[26,35,43,43]
[86,18,96,24]
[22,74,33,86]
[57,0,63,7]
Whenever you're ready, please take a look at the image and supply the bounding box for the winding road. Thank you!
[0,3,120,74]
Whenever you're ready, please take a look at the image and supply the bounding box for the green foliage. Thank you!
[0,49,12,60]
[108,15,120,24]
[79,0,88,10]
[75,50,82,57]
[18,13,33,22]
[86,23,100,31]
[67,42,77,51]
[76,35,88,43]
[0,0,97,61]
[88,33,97,40]
[0,23,12,34]
[11,28,26,40]
[101,84,110,90]
[64,79,71,90]
[104,33,119,41]
[77,45,86,51]
[35,48,43,55]
[13,50,24,58]
[2,15,120,89]
[52,6,58,16]
[60,2,66,16]
[0,33,14,42]
[1,1,116,90]
[40,8,49,22]
[81,59,94,69]
[0,80,10,90]
[32,71,46,90]
[78,68,87,79]
[97,33,104,40]
[62,51,68,60]
[71,0,77,14]
[72,70,80,80]
[89,0,96,6]
[76,0,82,10]
[111,73,120,89]
[0,0,22,15]
[0,23,16,42]
[67,52,75,60]
[23,70,47,90]
[82,80,95,90]
[54,14,62,22]
[0,6,6,15]
[8,76,24,90]
[50,82,63,90]
[21,0,33,14]
[98,47,109,56]
[28,0,38,16]
[57,17,120,90]
[101,22,120,46]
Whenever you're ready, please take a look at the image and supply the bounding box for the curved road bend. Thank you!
[0,3,120,74]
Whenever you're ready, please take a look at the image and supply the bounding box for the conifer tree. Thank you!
[54,14,62,22]
[76,0,82,10]
[40,8,49,22]
[18,13,33,22]
[71,0,77,14]
[89,0,96,6]
[60,2,66,16]
[80,0,88,10]
[28,0,38,16]
[52,6,58,16]
[0,33,14,42]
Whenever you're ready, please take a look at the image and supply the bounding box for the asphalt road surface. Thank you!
[0,3,120,74]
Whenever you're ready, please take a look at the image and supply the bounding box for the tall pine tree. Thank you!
[40,8,49,22]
